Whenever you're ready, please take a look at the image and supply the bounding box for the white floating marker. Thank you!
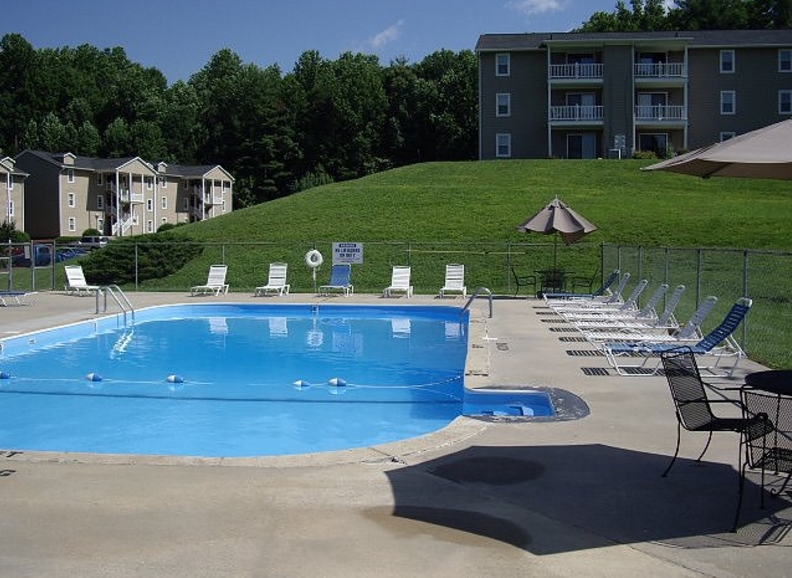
[328,377,347,387]
[293,379,311,389]
[0,371,10,380]
[166,374,184,384]
[86,373,103,382]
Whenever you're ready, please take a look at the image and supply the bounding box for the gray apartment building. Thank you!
[476,30,792,160]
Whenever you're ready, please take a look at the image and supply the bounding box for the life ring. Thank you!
[305,249,323,268]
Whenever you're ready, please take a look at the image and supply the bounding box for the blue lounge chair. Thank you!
[319,264,354,296]
[0,290,37,306]
[602,297,752,376]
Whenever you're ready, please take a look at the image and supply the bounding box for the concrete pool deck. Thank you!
[0,290,789,577]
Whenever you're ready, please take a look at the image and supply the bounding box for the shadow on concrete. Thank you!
[386,444,792,555]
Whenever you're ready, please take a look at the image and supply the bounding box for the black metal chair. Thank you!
[571,266,600,294]
[510,268,537,297]
[733,387,792,530]
[660,347,753,478]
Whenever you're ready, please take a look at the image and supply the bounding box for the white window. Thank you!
[779,49,792,72]
[147,220,154,233]
[496,93,511,117]
[182,197,189,211]
[145,176,153,190]
[7,201,14,218]
[97,173,103,185]
[495,133,511,158]
[67,168,75,183]
[146,198,153,212]
[67,192,76,208]
[496,53,510,77]
[161,196,168,210]
[68,217,76,232]
[720,91,736,115]
[97,195,104,210]
[720,131,736,141]
[780,90,792,114]
[159,176,167,189]
[161,217,168,225]
[720,50,735,73]
[97,218,104,231]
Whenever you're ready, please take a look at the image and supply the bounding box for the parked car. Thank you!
[78,236,110,250]
[10,244,86,267]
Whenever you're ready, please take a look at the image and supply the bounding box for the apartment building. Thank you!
[476,30,792,160]
[0,157,28,231]
[15,150,234,239]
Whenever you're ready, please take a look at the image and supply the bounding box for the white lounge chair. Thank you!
[64,265,100,296]
[439,264,467,298]
[383,265,413,298]
[190,264,229,296]
[254,263,290,296]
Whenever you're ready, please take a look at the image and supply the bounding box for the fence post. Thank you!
[134,243,139,290]
[696,248,703,307]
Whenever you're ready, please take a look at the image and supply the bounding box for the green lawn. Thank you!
[178,159,792,250]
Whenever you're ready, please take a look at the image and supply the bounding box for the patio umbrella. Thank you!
[642,118,792,180]
[516,196,597,268]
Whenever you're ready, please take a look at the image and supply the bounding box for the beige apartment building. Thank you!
[476,30,792,160]
[0,156,28,232]
[15,150,234,240]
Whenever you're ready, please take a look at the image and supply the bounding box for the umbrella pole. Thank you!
[553,234,558,269]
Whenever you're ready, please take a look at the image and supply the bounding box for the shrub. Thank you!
[81,231,203,285]
[81,228,102,237]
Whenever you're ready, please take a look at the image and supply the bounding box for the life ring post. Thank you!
[305,249,324,292]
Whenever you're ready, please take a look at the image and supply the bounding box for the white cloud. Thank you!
[506,0,564,16]
[369,19,405,50]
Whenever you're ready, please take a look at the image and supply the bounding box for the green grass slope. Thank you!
[179,159,792,250]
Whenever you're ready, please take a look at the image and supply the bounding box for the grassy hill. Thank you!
[178,159,792,250]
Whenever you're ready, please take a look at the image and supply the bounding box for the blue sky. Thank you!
[4,0,663,83]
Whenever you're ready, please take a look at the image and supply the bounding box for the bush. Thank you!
[81,228,102,237]
[81,231,203,285]
[632,150,658,160]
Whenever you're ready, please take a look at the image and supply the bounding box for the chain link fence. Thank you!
[3,240,790,368]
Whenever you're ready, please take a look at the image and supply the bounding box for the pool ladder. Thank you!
[96,285,135,325]
[460,287,493,318]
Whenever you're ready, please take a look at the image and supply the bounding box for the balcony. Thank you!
[634,62,686,85]
[634,105,687,124]
[549,63,603,83]
[549,105,604,124]
[105,185,143,204]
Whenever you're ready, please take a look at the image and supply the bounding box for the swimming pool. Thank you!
[0,304,474,457]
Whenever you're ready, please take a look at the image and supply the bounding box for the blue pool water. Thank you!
[0,304,475,457]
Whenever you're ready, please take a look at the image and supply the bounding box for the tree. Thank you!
[668,0,750,29]
[577,0,671,31]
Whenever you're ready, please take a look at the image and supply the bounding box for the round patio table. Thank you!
[745,370,792,395]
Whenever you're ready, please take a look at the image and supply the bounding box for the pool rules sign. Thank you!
[332,242,363,264]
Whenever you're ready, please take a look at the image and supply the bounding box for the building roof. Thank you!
[475,29,792,52]
[17,150,233,181]
[159,163,235,181]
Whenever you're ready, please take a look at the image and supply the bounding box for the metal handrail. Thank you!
[96,285,135,324]
[460,287,493,318]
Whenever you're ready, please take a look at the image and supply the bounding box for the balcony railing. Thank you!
[634,62,686,78]
[119,191,144,204]
[549,105,604,122]
[634,105,687,121]
[549,63,603,80]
